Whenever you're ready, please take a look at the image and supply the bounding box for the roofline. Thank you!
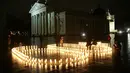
[29,2,44,13]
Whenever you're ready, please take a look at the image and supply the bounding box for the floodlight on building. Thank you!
[118,30,123,34]
[81,33,86,37]
[127,28,130,32]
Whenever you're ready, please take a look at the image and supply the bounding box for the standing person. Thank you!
[113,41,119,54]
[117,42,122,56]
[8,35,11,46]
[56,35,60,47]
[60,36,64,47]
[113,41,122,56]
[86,39,92,49]
[113,41,123,73]
[19,42,22,46]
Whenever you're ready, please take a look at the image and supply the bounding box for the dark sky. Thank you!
[5,0,130,27]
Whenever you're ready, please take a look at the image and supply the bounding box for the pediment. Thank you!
[29,2,45,13]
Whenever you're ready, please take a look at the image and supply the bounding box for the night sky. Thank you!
[5,0,130,28]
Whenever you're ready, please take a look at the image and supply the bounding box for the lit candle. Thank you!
[54,59,57,64]
[65,63,68,69]
[50,64,53,71]
[44,59,47,64]
[59,63,62,70]
[50,59,52,64]
[45,64,48,72]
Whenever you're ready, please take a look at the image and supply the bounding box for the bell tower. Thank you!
[106,9,117,47]
[107,9,117,33]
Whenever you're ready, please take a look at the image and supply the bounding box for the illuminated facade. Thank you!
[106,10,116,33]
[29,2,58,36]
[29,1,115,41]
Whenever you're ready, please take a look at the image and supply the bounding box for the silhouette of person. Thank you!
[113,41,123,73]
[60,36,64,47]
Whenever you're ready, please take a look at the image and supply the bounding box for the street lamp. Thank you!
[81,33,86,37]
[127,28,130,32]
[118,30,123,34]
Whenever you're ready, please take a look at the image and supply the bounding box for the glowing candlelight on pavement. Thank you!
[44,59,47,64]
[54,59,57,64]
[12,42,112,73]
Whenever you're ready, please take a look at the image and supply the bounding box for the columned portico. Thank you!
[29,2,65,36]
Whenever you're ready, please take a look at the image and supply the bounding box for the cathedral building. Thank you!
[29,0,116,41]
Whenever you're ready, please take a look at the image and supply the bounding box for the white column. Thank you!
[50,13,51,35]
[41,12,44,35]
[45,12,47,35]
[38,14,41,35]
[36,14,38,35]
[33,16,35,35]
[41,13,42,35]
[48,13,50,35]
[51,12,55,35]
[31,16,33,36]
[34,15,36,35]
[37,14,39,35]
[34,15,35,35]
[56,13,60,35]
[39,14,42,35]
[40,13,42,35]
[32,16,35,35]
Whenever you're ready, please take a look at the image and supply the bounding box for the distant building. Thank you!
[29,0,115,41]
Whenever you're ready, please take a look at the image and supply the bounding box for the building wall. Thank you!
[64,13,93,42]
[30,3,113,42]
[92,17,109,41]
[65,14,109,41]
[31,11,56,36]
[66,14,89,36]
[58,12,66,35]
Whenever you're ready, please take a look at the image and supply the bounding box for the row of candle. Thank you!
[12,42,112,73]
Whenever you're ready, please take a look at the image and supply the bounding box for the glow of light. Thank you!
[59,63,62,70]
[74,62,77,67]
[82,33,86,36]
[97,42,101,45]
[44,59,47,63]
[12,43,112,72]
[45,64,48,71]
[50,65,53,71]
[118,30,123,34]
[55,65,57,69]
[59,59,62,63]
[50,59,52,64]
[65,63,68,69]
[70,62,73,67]
[127,28,130,32]
[54,59,57,64]
[66,58,68,63]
